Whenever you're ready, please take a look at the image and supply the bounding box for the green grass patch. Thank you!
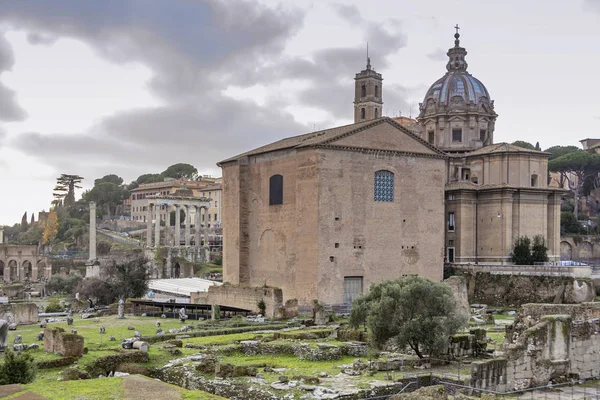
[7,377,125,400]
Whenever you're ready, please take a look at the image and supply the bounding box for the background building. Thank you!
[130,178,222,227]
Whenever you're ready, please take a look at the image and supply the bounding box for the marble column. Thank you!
[174,204,181,246]
[154,203,161,247]
[184,205,191,247]
[146,203,153,247]
[203,207,209,248]
[165,204,172,246]
[194,206,201,247]
[89,201,97,261]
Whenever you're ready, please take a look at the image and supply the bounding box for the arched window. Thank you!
[375,85,379,97]
[374,108,378,118]
[374,170,394,202]
[269,174,283,205]
[361,108,366,120]
[361,84,366,97]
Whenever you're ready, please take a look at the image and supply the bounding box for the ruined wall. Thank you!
[471,303,600,392]
[0,302,38,324]
[462,272,595,306]
[191,285,283,319]
[560,235,600,261]
[44,327,84,357]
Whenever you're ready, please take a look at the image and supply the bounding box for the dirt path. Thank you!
[122,375,182,400]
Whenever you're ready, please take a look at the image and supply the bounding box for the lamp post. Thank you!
[497,212,504,265]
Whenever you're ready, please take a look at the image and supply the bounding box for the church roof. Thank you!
[218,117,445,165]
[464,142,549,157]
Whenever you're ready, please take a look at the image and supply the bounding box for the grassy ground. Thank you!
[4,375,227,400]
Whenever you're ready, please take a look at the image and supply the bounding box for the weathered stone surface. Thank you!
[389,384,448,399]
[44,327,84,357]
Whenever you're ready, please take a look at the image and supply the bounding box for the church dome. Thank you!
[421,30,493,109]
[424,72,490,106]
[417,27,497,152]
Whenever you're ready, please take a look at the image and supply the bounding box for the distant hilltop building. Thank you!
[218,28,563,306]
[129,178,222,228]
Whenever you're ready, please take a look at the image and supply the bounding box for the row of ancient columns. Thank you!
[145,203,209,248]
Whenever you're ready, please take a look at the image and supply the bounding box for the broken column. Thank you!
[88,202,97,262]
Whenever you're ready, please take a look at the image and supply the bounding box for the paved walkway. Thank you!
[122,375,182,400]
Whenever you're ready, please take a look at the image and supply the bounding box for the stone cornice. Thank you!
[316,144,448,160]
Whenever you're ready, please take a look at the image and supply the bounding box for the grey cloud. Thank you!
[332,4,363,25]
[426,48,447,61]
[0,0,302,100]
[584,0,600,13]
[0,33,27,121]
[26,32,57,45]
[10,99,305,181]
[2,0,411,180]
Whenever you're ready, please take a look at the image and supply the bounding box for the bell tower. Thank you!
[354,55,383,123]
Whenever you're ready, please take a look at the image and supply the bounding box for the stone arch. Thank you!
[22,260,32,280]
[579,241,593,260]
[172,262,181,279]
[7,260,18,281]
[37,260,47,281]
[560,241,572,260]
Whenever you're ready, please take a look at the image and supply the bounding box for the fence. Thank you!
[297,303,352,316]
[360,365,600,399]
[452,263,591,278]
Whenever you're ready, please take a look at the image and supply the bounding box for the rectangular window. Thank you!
[448,194,455,201]
[452,128,462,143]
[428,131,435,144]
[215,201,218,207]
[448,212,455,231]
[214,213,217,220]
[269,175,284,205]
[448,240,454,246]
[447,247,455,263]
[480,129,486,141]
[208,214,211,221]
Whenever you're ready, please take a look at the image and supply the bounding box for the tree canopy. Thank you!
[84,175,129,217]
[349,276,467,358]
[544,145,580,160]
[53,174,83,207]
[549,150,600,218]
[511,141,536,150]
[161,163,198,180]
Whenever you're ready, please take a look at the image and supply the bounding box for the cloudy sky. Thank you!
[0,0,599,225]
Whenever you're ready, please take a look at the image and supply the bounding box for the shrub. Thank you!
[531,235,549,263]
[256,300,266,315]
[46,273,83,294]
[511,236,532,265]
[97,241,112,256]
[0,349,36,384]
[45,295,64,313]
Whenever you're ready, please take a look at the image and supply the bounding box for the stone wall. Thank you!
[461,272,595,306]
[0,303,38,324]
[471,303,600,392]
[444,276,470,319]
[44,327,84,357]
[560,235,600,261]
[222,121,446,306]
[190,285,283,319]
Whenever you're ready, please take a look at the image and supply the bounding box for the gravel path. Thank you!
[122,375,182,400]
